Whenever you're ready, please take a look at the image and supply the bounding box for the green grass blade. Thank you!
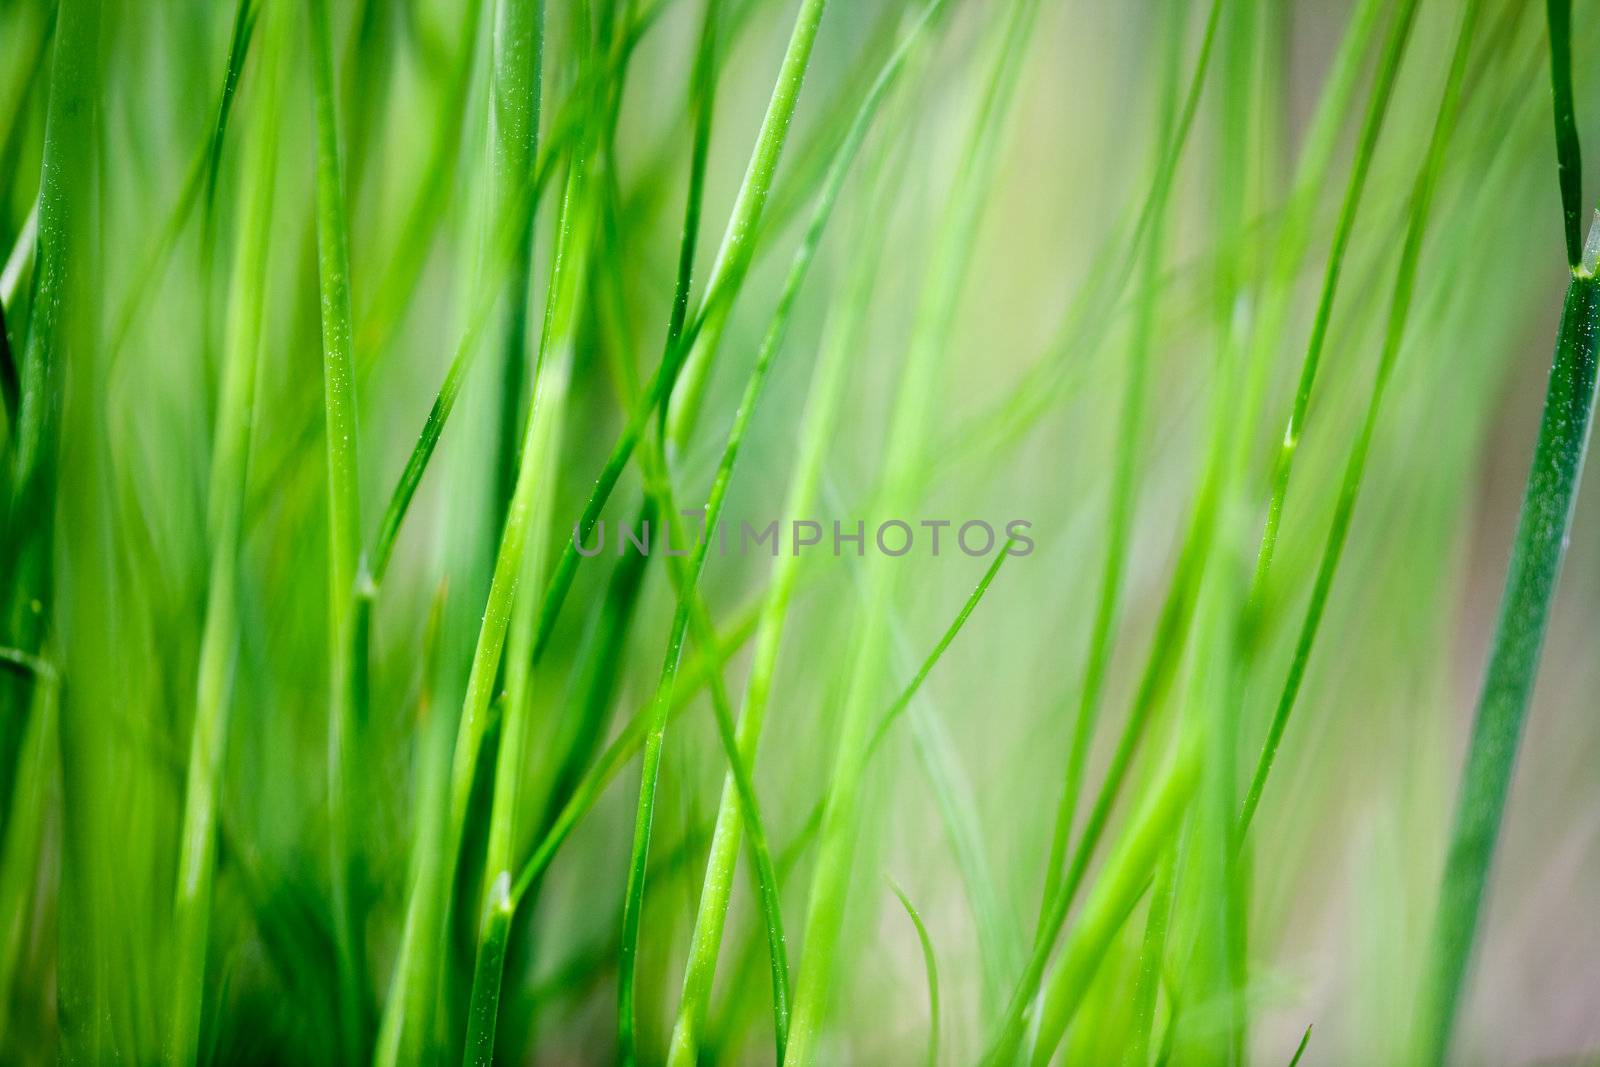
[519,0,826,688]
[441,145,589,1048]
[786,0,1045,1055]
[889,880,940,1067]
[1039,0,1195,925]
[665,7,946,1058]
[865,542,1016,756]
[167,5,285,1060]
[663,0,828,451]
[1245,0,1423,611]
[1288,1024,1313,1067]
[0,661,57,1035]
[1418,245,1600,1064]
[1238,0,1484,839]
[1025,738,1201,1066]
[1123,844,1180,1067]
[510,601,764,904]
[306,0,369,1052]
[1544,0,1582,268]
[102,0,260,372]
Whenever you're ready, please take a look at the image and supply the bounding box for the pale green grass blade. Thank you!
[1025,738,1201,1066]
[666,5,948,1057]
[1245,0,1422,610]
[889,880,941,1067]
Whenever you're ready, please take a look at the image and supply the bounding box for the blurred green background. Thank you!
[0,0,1597,1063]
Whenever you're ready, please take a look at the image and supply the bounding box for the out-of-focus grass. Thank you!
[1,0,1598,1064]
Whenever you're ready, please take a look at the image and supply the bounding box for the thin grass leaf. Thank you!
[518,0,826,690]
[0,659,57,1031]
[1025,737,1201,1066]
[666,5,949,1058]
[167,3,285,1058]
[1544,0,1582,268]
[306,0,369,1052]
[1245,0,1422,613]
[1122,844,1179,1067]
[663,0,828,451]
[1288,1023,1313,1067]
[889,880,940,1067]
[786,0,1044,1056]
[443,143,589,1063]
[510,600,765,904]
[1418,230,1600,1064]
[1039,0,1191,926]
[1238,0,1484,838]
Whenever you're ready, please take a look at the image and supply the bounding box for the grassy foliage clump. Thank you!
[1,0,1597,1063]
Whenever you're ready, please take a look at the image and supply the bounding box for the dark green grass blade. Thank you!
[1288,1024,1313,1067]
[889,881,941,1067]
[1419,261,1600,1063]
[1545,0,1582,268]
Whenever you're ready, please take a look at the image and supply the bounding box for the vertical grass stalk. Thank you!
[168,3,283,1060]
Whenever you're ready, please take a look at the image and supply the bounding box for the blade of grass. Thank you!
[448,142,588,1065]
[1244,0,1423,615]
[1418,224,1600,1066]
[888,880,940,1067]
[666,6,947,1058]
[509,599,765,905]
[1039,0,1191,927]
[372,580,452,1067]
[306,0,369,1052]
[662,0,829,453]
[1288,1024,1313,1067]
[103,0,260,380]
[1544,0,1581,268]
[1027,737,1201,1066]
[786,0,1044,1055]
[1238,0,1484,838]
[516,0,827,693]
[167,7,285,1057]
[0,658,57,1035]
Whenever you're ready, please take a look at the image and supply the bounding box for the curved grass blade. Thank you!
[1238,0,1484,838]
[889,880,940,1067]
[515,0,826,695]
[1418,235,1600,1065]
[864,539,1016,755]
[663,0,829,451]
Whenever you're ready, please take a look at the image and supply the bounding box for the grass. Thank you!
[3,0,1599,1063]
